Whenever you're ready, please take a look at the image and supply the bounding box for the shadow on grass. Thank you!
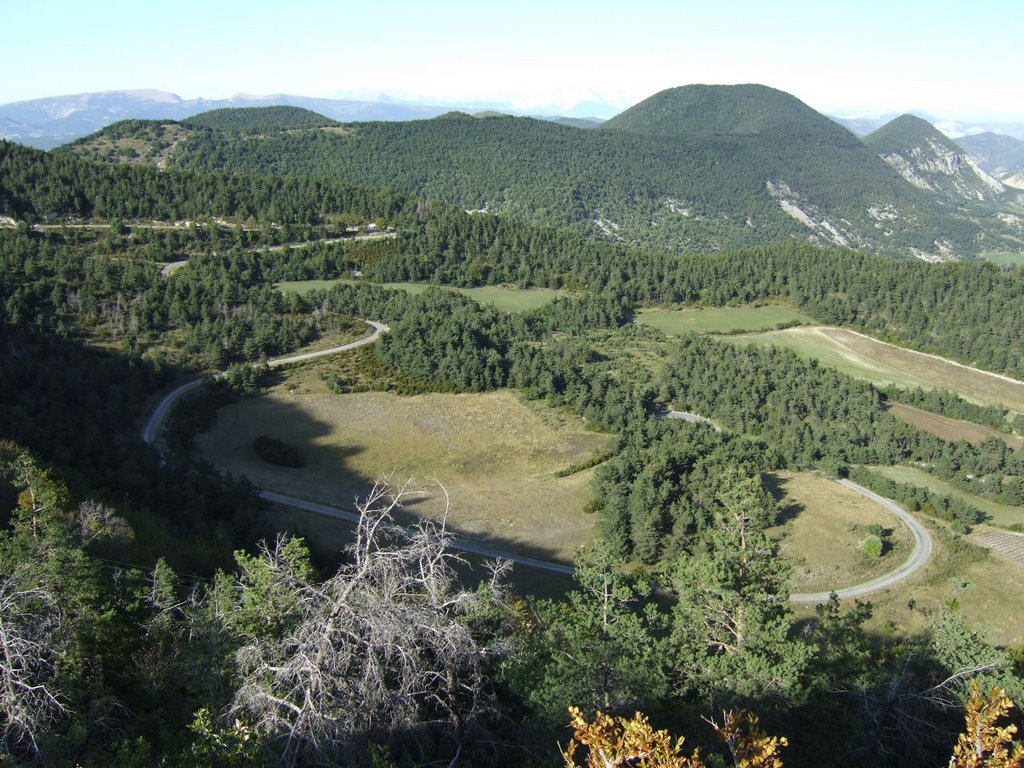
[762,471,806,525]
[196,387,579,594]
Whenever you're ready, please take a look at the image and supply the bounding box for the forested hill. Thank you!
[60,84,1022,259]
[865,114,1018,208]
[184,105,341,131]
[600,83,856,140]
[6,134,1024,766]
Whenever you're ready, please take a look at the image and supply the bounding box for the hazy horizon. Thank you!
[4,0,1023,123]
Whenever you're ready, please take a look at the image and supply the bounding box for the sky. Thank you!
[4,0,1022,120]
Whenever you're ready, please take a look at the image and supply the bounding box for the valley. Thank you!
[4,87,1024,766]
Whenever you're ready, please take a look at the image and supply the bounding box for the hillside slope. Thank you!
[957,132,1024,187]
[60,86,1021,259]
[866,115,1008,203]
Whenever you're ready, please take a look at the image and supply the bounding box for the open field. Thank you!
[886,402,1021,450]
[868,464,1024,528]
[194,387,610,563]
[259,501,577,600]
[634,305,813,335]
[792,520,1024,647]
[726,326,1024,411]
[276,279,571,313]
[981,251,1024,267]
[764,471,914,593]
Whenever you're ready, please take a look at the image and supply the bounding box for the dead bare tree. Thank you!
[0,575,64,757]
[228,478,512,766]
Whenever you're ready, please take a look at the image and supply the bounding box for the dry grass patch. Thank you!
[729,326,1024,411]
[886,403,1021,450]
[765,471,914,594]
[195,387,610,563]
[793,524,1024,647]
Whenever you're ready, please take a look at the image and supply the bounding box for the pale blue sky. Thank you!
[4,0,1021,119]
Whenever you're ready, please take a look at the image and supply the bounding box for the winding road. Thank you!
[141,320,389,449]
[789,479,933,603]
[142,323,933,595]
[259,490,575,576]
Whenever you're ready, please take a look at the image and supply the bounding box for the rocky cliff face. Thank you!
[879,135,1006,201]
[866,115,1024,225]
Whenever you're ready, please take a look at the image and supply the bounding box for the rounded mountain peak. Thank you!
[601,83,851,141]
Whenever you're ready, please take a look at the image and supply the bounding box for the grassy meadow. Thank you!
[195,385,610,563]
[765,471,914,593]
[981,251,1024,267]
[276,279,571,313]
[634,305,813,334]
[726,326,1024,411]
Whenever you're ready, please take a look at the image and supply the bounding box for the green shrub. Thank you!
[253,435,304,468]
[862,534,883,558]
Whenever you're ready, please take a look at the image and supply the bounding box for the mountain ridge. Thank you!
[866,114,1014,204]
[56,84,1024,260]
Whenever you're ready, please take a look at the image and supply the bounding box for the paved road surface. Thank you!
[141,321,388,447]
[142,328,933,592]
[260,490,575,576]
[789,479,933,603]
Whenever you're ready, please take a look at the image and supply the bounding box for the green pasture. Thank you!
[981,251,1024,267]
[633,305,812,335]
[276,279,569,313]
[868,464,1024,528]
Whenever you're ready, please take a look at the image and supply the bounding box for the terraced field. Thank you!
[974,529,1024,566]
[886,402,1021,450]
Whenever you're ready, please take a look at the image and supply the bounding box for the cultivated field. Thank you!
[276,279,571,313]
[868,464,1024,528]
[764,471,914,593]
[727,326,1024,411]
[886,402,1021,450]
[634,305,812,335]
[982,251,1024,267]
[194,387,610,563]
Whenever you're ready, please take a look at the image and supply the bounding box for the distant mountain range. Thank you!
[955,133,1024,189]
[0,89,610,149]
[831,112,1024,141]
[58,84,1024,260]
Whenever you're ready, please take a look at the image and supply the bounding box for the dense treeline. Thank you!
[848,467,988,530]
[3,445,1018,767]
[384,207,1024,379]
[69,102,992,256]
[7,142,1024,379]
[1,140,412,225]
[658,337,1022,512]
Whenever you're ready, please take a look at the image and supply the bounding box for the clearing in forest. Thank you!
[886,402,1021,450]
[633,305,812,335]
[868,464,1024,529]
[194,387,610,563]
[981,251,1024,267]
[726,326,1024,411]
[276,279,571,313]
[764,471,914,594]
